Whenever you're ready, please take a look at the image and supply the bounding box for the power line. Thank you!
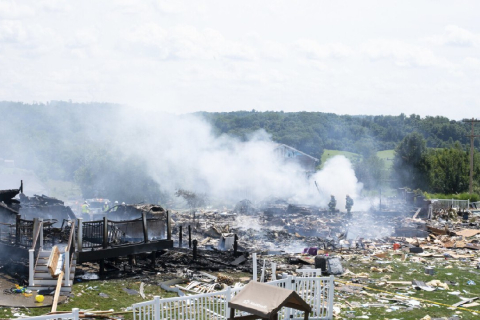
[462,118,480,194]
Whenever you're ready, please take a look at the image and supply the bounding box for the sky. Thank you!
[1,0,480,119]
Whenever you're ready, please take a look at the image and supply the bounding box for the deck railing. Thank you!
[77,213,169,251]
[28,218,44,286]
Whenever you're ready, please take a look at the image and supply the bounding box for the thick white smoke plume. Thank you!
[310,156,366,209]
[114,108,364,208]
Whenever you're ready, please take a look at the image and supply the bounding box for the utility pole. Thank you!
[462,118,480,194]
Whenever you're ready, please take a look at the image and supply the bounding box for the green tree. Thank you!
[426,143,469,193]
[393,132,429,189]
[354,155,387,189]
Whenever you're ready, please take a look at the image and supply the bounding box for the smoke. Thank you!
[309,156,363,208]
[0,102,366,209]
[111,108,364,208]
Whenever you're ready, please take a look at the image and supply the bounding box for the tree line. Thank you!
[1,102,478,200]
[393,132,480,195]
[201,111,476,160]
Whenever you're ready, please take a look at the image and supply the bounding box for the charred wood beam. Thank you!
[142,212,149,243]
[103,217,108,249]
[188,225,192,248]
[193,239,198,261]
[77,240,173,263]
[167,210,171,240]
[179,226,183,247]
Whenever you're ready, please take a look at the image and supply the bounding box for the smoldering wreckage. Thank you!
[2,182,480,319]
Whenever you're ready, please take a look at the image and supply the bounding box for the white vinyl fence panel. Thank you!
[132,276,334,320]
[431,199,469,210]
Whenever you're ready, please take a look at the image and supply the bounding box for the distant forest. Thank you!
[1,101,479,200]
[201,111,477,160]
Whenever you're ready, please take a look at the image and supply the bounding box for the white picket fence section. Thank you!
[20,309,79,320]
[133,275,335,320]
[431,199,469,210]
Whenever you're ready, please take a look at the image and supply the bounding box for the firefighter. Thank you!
[328,195,336,215]
[345,195,354,218]
[103,201,109,212]
[81,201,90,215]
[112,200,119,212]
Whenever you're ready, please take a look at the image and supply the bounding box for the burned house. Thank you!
[0,182,173,295]
[0,184,22,224]
[18,194,76,228]
[274,144,319,174]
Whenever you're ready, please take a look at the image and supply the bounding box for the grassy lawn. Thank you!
[320,149,362,168]
[339,251,480,319]
[3,253,480,320]
[376,149,395,170]
[1,278,179,319]
[319,149,395,170]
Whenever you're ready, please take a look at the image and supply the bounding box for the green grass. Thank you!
[320,149,362,168]
[319,149,395,170]
[424,192,480,202]
[376,149,395,170]
[2,278,179,319]
[3,255,480,320]
[340,251,480,319]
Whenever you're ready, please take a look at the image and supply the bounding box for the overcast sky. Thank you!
[1,0,479,119]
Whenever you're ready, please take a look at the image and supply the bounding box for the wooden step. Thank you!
[31,279,74,286]
[38,250,51,258]
[35,265,76,272]
[34,273,75,280]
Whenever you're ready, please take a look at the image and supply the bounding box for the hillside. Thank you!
[1,102,479,199]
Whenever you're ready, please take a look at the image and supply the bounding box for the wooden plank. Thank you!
[455,229,480,237]
[452,297,478,307]
[50,270,64,313]
[412,208,421,219]
[47,246,59,277]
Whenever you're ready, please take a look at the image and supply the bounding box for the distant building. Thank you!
[273,144,319,174]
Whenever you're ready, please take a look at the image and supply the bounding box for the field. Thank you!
[320,149,395,171]
[320,149,362,168]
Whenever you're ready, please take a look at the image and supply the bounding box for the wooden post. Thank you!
[15,214,20,245]
[39,218,44,250]
[167,210,171,240]
[188,225,192,248]
[103,217,108,249]
[28,249,34,286]
[252,253,257,282]
[193,239,198,261]
[32,218,38,245]
[142,212,149,243]
[179,225,183,247]
[77,218,83,252]
[151,251,156,269]
[129,254,136,267]
[233,234,238,256]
